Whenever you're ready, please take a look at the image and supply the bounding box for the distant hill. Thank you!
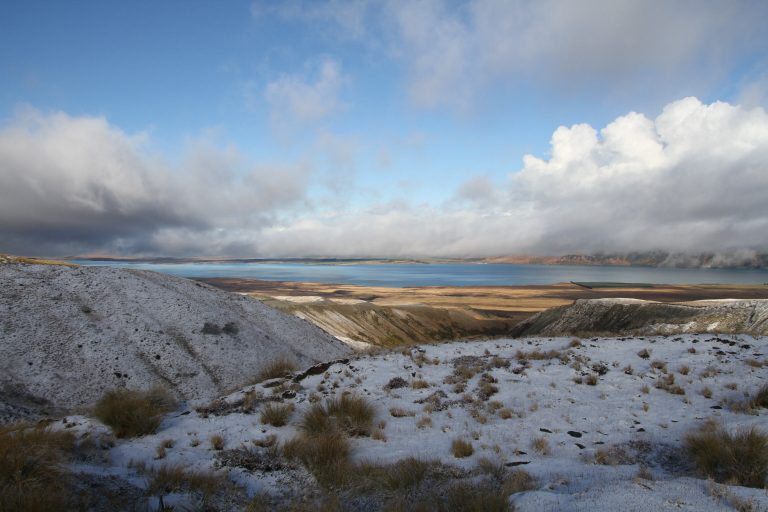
[67,251,768,269]
[481,251,768,269]
[511,298,768,337]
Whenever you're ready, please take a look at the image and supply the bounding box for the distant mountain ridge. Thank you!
[481,251,768,269]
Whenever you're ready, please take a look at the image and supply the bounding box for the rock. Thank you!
[567,431,582,438]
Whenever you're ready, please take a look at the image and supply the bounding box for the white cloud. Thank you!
[256,97,768,257]
[0,107,311,256]
[264,57,346,134]
[255,0,768,111]
[2,98,767,257]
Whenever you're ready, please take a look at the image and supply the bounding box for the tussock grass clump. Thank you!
[0,424,77,511]
[451,439,474,458]
[255,356,298,382]
[637,348,651,359]
[260,402,294,427]
[283,431,351,487]
[655,373,685,395]
[585,374,598,386]
[532,437,551,455]
[93,387,177,438]
[685,421,768,488]
[210,435,225,450]
[411,379,430,389]
[300,393,375,437]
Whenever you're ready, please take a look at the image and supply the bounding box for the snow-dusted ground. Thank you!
[0,264,350,414]
[61,334,768,511]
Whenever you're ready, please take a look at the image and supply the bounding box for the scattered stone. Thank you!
[567,431,582,438]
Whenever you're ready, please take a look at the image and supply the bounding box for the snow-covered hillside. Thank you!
[0,264,351,417]
[58,333,768,511]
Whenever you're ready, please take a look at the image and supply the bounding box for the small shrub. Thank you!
[650,360,667,372]
[451,439,474,458]
[260,402,294,427]
[210,435,225,450]
[202,322,222,334]
[416,416,433,429]
[701,387,713,399]
[93,387,177,438]
[411,379,430,389]
[685,421,768,488]
[255,357,298,382]
[585,374,598,386]
[222,321,239,334]
[637,348,651,359]
[678,365,690,375]
[568,339,582,348]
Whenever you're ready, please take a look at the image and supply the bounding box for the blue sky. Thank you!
[1,1,768,257]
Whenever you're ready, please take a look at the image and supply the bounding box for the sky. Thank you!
[1,0,768,258]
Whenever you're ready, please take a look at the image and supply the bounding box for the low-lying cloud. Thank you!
[1,98,767,257]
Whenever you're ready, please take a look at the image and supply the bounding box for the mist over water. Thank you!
[72,261,768,287]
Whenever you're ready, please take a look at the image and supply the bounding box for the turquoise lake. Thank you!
[71,261,768,287]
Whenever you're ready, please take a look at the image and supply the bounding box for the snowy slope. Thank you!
[58,333,768,511]
[0,264,351,414]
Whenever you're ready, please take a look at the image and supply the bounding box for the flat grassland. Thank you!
[200,279,768,346]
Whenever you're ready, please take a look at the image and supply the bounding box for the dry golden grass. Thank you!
[451,439,474,458]
[686,421,768,488]
[260,402,294,427]
[0,423,77,512]
[255,356,298,382]
[411,379,431,389]
[210,434,225,450]
[585,374,598,386]
[440,481,510,512]
[92,386,177,438]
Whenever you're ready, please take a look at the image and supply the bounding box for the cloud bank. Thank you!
[1,98,767,257]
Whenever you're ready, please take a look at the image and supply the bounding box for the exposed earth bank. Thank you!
[512,298,768,337]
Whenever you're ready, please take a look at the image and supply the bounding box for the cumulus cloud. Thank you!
[264,57,346,134]
[255,0,768,110]
[2,98,767,257]
[255,97,768,257]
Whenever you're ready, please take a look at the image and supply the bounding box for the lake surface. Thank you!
[71,261,768,287]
